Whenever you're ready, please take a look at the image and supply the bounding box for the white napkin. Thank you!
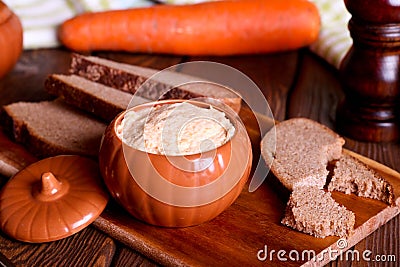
[4,0,352,69]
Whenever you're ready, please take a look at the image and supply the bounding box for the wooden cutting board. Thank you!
[0,108,399,267]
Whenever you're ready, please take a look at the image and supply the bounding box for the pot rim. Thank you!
[113,98,245,156]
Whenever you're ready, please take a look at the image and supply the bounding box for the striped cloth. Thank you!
[309,0,352,69]
[3,0,352,69]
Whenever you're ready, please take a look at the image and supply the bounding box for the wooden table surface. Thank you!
[0,48,399,266]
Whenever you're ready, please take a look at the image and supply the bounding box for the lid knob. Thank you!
[41,172,62,195]
[34,172,69,201]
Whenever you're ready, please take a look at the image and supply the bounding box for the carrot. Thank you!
[58,0,320,56]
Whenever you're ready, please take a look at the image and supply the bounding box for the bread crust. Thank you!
[45,74,134,122]
[69,54,242,113]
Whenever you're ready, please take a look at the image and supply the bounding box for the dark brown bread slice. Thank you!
[328,153,395,206]
[1,100,107,158]
[69,54,241,113]
[260,118,345,191]
[45,74,149,122]
[281,186,355,238]
[261,118,394,238]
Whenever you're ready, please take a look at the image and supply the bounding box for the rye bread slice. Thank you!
[329,153,395,206]
[45,74,149,122]
[1,100,107,158]
[260,118,345,191]
[281,186,355,238]
[69,54,241,113]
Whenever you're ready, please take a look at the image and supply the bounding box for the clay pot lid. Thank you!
[0,155,109,243]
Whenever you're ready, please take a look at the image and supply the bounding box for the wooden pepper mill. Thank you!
[336,0,400,142]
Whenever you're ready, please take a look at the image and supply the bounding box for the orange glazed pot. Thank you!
[99,99,252,227]
[0,1,22,79]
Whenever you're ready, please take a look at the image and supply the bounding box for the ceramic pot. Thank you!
[0,1,23,79]
[99,99,252,227]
